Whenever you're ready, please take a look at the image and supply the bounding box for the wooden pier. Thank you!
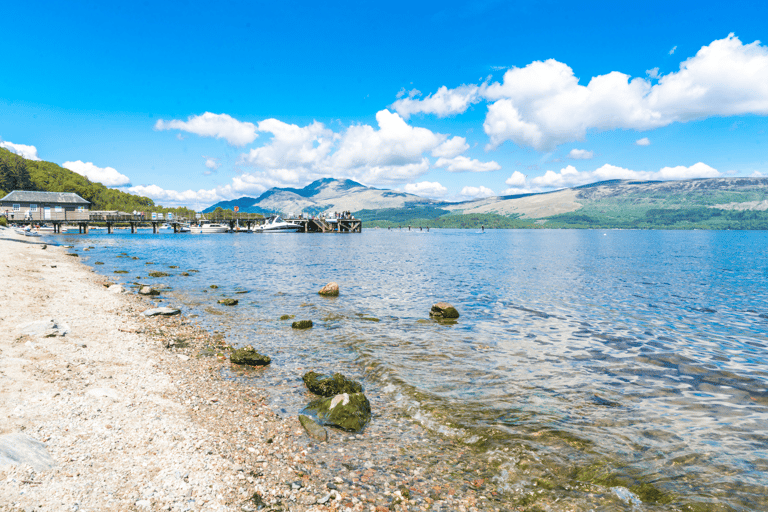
[6,212,362,234]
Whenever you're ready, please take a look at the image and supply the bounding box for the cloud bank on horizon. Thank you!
[3,34,768,207]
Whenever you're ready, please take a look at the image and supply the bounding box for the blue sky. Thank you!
[1,0,767,209]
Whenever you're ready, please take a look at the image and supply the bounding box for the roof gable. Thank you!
[0,190,90,205]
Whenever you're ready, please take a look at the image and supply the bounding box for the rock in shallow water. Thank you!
[230,346,271,366]
[303,371,362,397]
[142,307,180,317]
[138,286,159,296]
[301,392,371,433]
[429,302,460,319]
[298,414,328,442]
[218,298,238,306]
[318,282,339,297]
[292,320,313,329]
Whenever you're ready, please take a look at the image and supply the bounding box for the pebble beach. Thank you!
[0,229,497,512]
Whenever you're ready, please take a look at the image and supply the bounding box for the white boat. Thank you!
[177,224,191,233]
[254,216,302,233]
[190,221,229,234]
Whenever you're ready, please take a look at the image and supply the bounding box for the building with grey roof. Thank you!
[1,190,90,222]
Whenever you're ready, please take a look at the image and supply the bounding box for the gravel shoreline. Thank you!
[0,230,493,512]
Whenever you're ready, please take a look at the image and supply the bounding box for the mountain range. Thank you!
[204,176,768,229]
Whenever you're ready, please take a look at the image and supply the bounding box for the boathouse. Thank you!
[0,190,91,222]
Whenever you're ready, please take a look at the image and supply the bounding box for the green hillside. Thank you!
[0,147,194,218]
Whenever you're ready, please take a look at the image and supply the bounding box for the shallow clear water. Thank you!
[59,228,768,510]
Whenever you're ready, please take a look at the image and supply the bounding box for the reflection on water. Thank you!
[60,229,768,510]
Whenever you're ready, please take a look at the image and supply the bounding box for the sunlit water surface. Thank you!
[59,228,768,510]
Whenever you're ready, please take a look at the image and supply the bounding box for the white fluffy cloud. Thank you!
[636,137,651,146]
[434,156,501,173]
[431,136,469,158]
[529,162,720,189]
[393,34,768,151]
[203,156,220,170]
[569,149,594,159]
[63,160,131,187]
[238,110,447,187]
[240,119,335,170]
[154,112,258,147]
[0,140,41,161]
[392,85,482,119]
[458,185,495,200]
[331,110,444,170]
[404,181,448,197]
[505,171,527,187]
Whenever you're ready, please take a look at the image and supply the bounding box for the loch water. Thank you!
[60,228,768,510]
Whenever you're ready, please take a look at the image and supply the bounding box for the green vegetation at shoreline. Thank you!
[1,147,194,219]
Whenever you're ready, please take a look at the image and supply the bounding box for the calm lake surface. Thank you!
[58,228,768,510]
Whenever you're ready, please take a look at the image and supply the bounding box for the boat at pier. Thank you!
[190,221,229,233]
[254,216,302,233]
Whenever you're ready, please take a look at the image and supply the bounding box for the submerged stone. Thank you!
[94,261,104,265]
[230,346,271,366]
[138,286,160,296]
[301,392,371,433]
[280,314,295,320]
[114,270,128,274]
[209,284,219,289]
[429,302,460,319]
[142,307,180,317]
[148,271,170,278]
[218,298,238,306]
[303,371,363,397]
[292,320,313,329]
[318,282,339,297]
[298,414,328,442]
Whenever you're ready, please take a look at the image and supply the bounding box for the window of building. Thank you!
[30,204,38,212]
[77,206,84,212]
[55,206,62,212]
[13,204,20,211]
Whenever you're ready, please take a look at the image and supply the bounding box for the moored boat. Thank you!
[254,216,301,233]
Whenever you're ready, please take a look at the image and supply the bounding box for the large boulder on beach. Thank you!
[301,392,371,433]
[303,371,362,397]
[0,433,56,471]
[18,319,69,338]
[230,346,271,366]
[429,302,460,319]
[318,282,339,297]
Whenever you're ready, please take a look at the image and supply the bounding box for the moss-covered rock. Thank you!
[209,284,219,289]
[292,320,313,329]
[429,302,460,319]
[280,314,295,320]
[318,282,339,296]
[114,270,128,274]
[66,253,79,257]
[230,346,271,366]
[139,286,160,296]
[302,371,363,397]
[218,298,238,306]
[180,272,190,276]
[301,392,371,433]
[149,271,170,278]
